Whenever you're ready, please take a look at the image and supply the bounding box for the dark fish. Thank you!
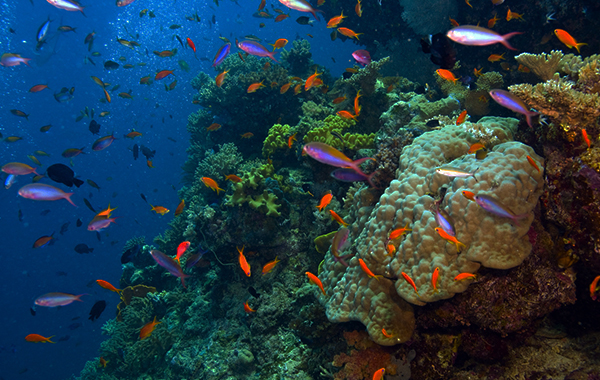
[330,30,337,41]
[169,24,182,29]
[110,240,119,246]
[89,119,101,135]
[53,87,75,103]
[175,35,184,47]
[68,322,81,330]
[74,243,94,254]
[47,163,84,187]
[30,307,36,316]
[296,16,312,25]
[56,271,68,276]
[133,144,139,160]
[89,300,106,321]
[59,222,70,235]
[140,145,156,160]
[9,27,16,34]
[83,198,96,212]
[248,286,260,298]
[96,231,101,241]
[76,218,82,227]
[420,33,456,70]
[104,60,119,70]
[121,244,140,264]
[57,335,70,342]
[18,209,23,222]
[167,137,176,142]
[425,119,440,128]
[186,249,208,268]
[87,179,100,190]
[40,209,51,216]
[140,193,147,203]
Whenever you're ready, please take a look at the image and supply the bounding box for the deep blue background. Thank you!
[0,0,358,378]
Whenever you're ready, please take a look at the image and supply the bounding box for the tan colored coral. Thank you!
[515,51,564,81]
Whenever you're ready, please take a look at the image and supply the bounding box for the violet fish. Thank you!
[303,142,375,185]
[212,43,231,67]
[18,183,76,207]
[330,168,374,186]
[92,133,116,151]
[236,40,279,62]
[0,53,31,67]
[35,292,86,307]
[446,25,521,50]
[331,227,351,267]
[352,50,371,66]
[278,0,322,21]
[46,0,85,14]
[489,89,539,128]
[151,250,191,288]
[473,193,529,225]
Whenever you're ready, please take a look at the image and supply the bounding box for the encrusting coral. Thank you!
[316,118,544,345]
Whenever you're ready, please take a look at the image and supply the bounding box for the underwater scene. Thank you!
[1,0,600,378]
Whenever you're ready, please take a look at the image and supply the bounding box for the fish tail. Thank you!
[500,32,522,50]
[268,51,279,63]
[64,192,77,207]
[525,110,539,128]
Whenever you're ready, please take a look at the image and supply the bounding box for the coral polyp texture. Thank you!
[318,117,545,345]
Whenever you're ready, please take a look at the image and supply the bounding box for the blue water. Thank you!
[0,0,358,379]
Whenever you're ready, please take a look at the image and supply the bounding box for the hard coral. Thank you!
[332,331,397,380]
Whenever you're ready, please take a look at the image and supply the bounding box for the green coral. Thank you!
[225,163,282,217]
[303,115,355,148]
[344,132,376,150]
[263,123,293,157]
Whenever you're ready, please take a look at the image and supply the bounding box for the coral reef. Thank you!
[515,50,565,81]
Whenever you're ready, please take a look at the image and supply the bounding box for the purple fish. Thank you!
[473,193,529,225]
[92,133,116,151]
[151,250,191,288]
[331,168,373,185]
[446,25,521,50]
[331,227,351,267]
[18,183,76,207]
[433,206,455,237]
[212,43,231,67]
[236,40,279,62]
[35,292,86,307]
[303,142,375,186]
[489,89,539,128]
[0,53,31,67]
[352,50,371,67]
[186,249,208,269]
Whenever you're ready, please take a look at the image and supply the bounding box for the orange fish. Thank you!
[582,128,591,149]
[386,243,396,257]
[305,69,322,91]
[263,63,271,72]
[139,316,161,340]
[353,90,362,116]
[388,223,411,240]
[25,334,55,343]
[176,241,191,264]
[103,88,111,103]
[487,53,505,62]
[125,130,142,139]
[473,67,483,76]
[456,110,468,125]
[238,246,251,277]
[462,190,476,201]
[454,272,476,281]
[206,123,221,131]
[487,14,500,28]
[280,82,292,94]
[288,133,297,148]
[96,204,117,217]
[270,38,288,50]
[225,174,242,182]
[247,81,265,93]
[432,267,440,293]
[316,192,333,211]
[554,29,586,53]
[306,271,326,295]
[147,160,153,168]
[29,84,49,93]
[317,0,325,5]
[359,258,381,280]
[275,14,289,22]
[506,8,524,21]
[386,84,395,93]
[96,279,121,294]
[436,69,458,84]
[337,27,362,39]
[243,301,256,313]
[337,110,356,120]
[99,357,109,368]
[517,64,530,73]
[345,67,358,73]
[215,69,229,87]
[449,17,459,27]
[294,83,302,95]
[355,0,362,16]
[155,70,174,80]
[174,199,185,216]
[329,210,348,226]
[262,257,280,275]
[401,271,418,293]
[526,155,540,173]
[240,132,254,138]
[435,227,466,252]
[258,0,266,11]
[465,0,472,7]
[373,368,385,380]
[590,275,600,300]
[201,177,224,194]
[332,96,346,104]
[467,142,485,154]
[238,52,246,62]
[150,204,169,215]
[33,234,54,248]
[327,11,346,28]
[381,328,394,338]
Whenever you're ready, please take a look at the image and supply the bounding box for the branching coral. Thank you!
[515,50,564,81]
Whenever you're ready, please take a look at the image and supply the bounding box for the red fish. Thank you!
[306,271,326,295]
[139,316,161,340]
[33,234,54,248]
[18,183,76,206]
[262,257,280,275]
[316,192,332,211]
[155,70,174,80]
[29,84,49,93]
[1,162,38,176]
[35,292,85,307]
[96,279,121,294]
[582,129,591,149]
[243,301,256,313]
[25,334,55,343]
[176,241,191,264]
[238,246,251,276]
